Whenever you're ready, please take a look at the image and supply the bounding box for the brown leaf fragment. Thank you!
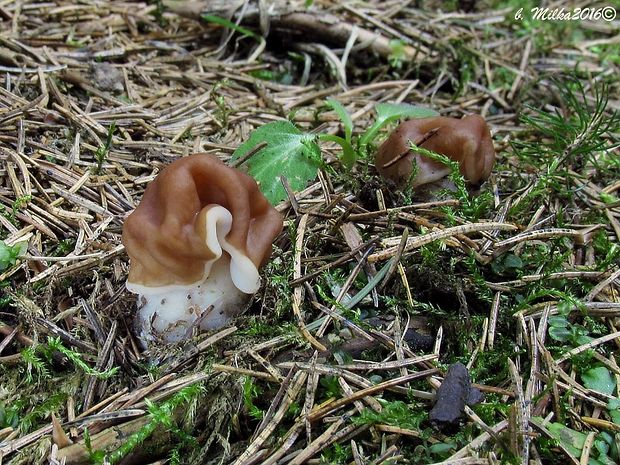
[51,414,73,449]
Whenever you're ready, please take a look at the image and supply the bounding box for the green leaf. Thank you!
[491,253,523,276]
[547,422,586,458]
[536,418,618,465]
[575,334,595,345]
[375,103,439,124]
[359,103,439,148]
[595,433,613,458]
[318,134,356,169]
[599,192,619,204]
[429,442,457,455]
[607,399,620,410]
[557,297,584,315]
[548,315,569,327]
[548,325,571,342]
[582,367,616,396]
[14,241,27,257]
[201,14,260,41]
[325,98,353,143]
[607,399,620,425]
[503,253,523,269]
[231,121,321,204]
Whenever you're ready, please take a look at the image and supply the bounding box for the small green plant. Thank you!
[0,195,32,228]
[0,240,27,272]
[12,194,31,217]
[444,39,480,97]
[0,402,22,429]
[419,237,447,269]
[319,376,341,400]
[248,68,294,85]
[20,346,50,383]
[462,252,493,301]
[388,39,407,69]
[211,80,233,129]
[353,400,426,431]
[168,447,183,465]
[19,393,67,434]
[1,394,68,435]
[94,122,116,174]
[410,144,493,221]
[547,297,593,347]
[64,28,85,47]
[548,314,593,346]
[84,427,106,463]
[46,337,119,379]
[425,442,459,462]
[242,376,264,420]
[52,238,76,256]
[0,285,12,308]
[524,80,618,169]
[149,0,168,27]
[92,383,203,464]
[509,78,619,217]
[358,103,438,155]
[591,230,620,270]
[472,394,511,425]
[19,338,118,383]
[320,98,356,168]
[320,443,352,465]
[606,399,620,425]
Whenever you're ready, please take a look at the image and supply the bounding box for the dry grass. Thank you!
[0,1,619,464]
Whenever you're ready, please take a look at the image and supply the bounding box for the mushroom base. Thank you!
[130,255,250,344]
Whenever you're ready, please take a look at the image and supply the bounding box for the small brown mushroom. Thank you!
[122,154,283,343]
[375,115,495,189]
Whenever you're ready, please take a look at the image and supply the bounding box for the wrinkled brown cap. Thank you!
[375,115,495,188]
[122,154,283,288]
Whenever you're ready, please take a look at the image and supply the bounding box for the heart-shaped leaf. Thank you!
[231,121,321,205]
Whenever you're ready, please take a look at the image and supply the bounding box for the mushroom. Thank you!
[375,115,495,189]
[122,154,283,343]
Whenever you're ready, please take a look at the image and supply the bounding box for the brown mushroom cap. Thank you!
[122,154,283,290]
[375,115,495,189]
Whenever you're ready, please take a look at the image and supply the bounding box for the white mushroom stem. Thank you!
[126,206,260,343]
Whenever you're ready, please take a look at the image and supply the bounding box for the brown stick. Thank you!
[163,1,430,61]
